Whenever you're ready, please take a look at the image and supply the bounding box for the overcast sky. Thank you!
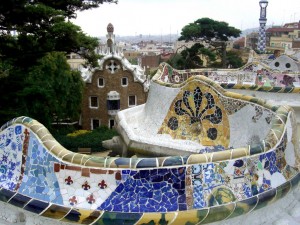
[72,0,300,37]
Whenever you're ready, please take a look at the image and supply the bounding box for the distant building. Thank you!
[139,40,162,55]
[67,53,85,70]
[245,32,259,50]
[80,23,150,130]
[174,40,199,53]
[266,21,300,52]
[141,55,160,72]
[233,37,246,49]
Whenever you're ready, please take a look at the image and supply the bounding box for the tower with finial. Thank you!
[258,0,268,53]
[106,23,115,53]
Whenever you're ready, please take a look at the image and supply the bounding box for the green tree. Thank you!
[179,18,241,68]
[226,50,244,68]
[21,52,84,127]
[0,0,116,68]
[169,43,216,69]
[0,0,116,127]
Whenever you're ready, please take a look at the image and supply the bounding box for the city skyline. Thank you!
[72,0,300,37]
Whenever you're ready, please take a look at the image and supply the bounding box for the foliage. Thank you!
[54,126,119,152]
[20,52,84,127]
[0,0,115,128]
[169,43,217,70]
[179,18,241,42]
[226,50,244,68]
[150,69,158,78]
[180,43,216,69]
[0,0,117,71]
[178,18,241,68]
[0,59,12,79]
[167,54,186,70]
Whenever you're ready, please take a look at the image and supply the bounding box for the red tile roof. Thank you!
[266,27,295,33]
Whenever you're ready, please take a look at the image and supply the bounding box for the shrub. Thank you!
[53,126,118,152]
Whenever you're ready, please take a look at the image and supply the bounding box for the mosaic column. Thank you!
[257,0,268,53]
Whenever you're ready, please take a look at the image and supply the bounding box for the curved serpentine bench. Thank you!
[0,74,300,224]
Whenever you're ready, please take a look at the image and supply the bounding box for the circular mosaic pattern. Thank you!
[168,117,179,130]
[174,75,180,83]
[207,128,218,140]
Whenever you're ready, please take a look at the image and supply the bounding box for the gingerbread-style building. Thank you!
[80,23,150,130]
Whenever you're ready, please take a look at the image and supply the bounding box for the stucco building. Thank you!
[80,23,150,130]
[266,21,300,52]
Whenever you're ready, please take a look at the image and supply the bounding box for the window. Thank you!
[90,96,98,108]
[128,95,136,107]
[98,78,105,87]
[286,63,291,68]
[274,62,280,67]
[107,100,120,110]
[91,119,100,130]
[109,119,115,129]
[121,77,128,86]
[106,60,120,74]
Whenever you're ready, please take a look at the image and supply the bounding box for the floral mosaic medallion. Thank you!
[158,82,230,147]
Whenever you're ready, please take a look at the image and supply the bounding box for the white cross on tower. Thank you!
[106,60,120,74]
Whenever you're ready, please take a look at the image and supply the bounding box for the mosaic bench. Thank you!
[78,148,92,155]
[114,65,300,157]
[157,62,300,89]
[0,75,300,224]
[153,62,300,108]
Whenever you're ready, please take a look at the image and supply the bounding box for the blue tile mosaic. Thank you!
[0,125,23,191]
[0,109,299,224]
[0,188,15,202]
[99,168,186,212]
[8,193,31,208]
[24,199,50,214]
[18,131,63,204]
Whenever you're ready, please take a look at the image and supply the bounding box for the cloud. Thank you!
[72,0,300,37]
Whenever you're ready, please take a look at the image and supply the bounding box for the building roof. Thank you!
[283,22,300,28]
[80,53,150,92]
[266,27,295,33]
[80,23,150,92]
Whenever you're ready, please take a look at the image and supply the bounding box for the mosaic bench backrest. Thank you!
[156,63,300,92]
[155,75,278,151]
[151,69,299,153]
[0,115,299,224]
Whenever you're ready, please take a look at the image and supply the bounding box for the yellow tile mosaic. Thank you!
[158,82,230,148]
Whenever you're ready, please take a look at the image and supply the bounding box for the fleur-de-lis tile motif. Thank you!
[158,83,230,147]
[82,181,90,190]
[69,196,77,205]
[86,194,95,204]
[98,180,107,189]
[65,176,73,185]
